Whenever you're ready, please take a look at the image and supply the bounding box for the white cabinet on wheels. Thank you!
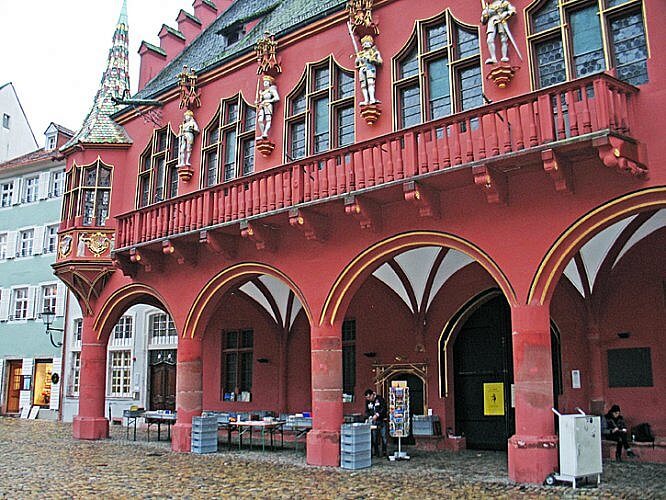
[545,409,602,489]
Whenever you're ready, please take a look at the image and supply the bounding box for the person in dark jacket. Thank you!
[365,388,389,457]
[603,404,637,461]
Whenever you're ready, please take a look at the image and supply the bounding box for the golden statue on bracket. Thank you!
[177,65,201,110]
[346,0,382,125]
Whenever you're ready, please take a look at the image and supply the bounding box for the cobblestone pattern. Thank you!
[0,418,664,498]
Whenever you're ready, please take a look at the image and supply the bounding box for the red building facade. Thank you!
[56,0,664,483]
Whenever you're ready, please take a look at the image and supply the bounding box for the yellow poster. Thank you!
[483,382,505,416]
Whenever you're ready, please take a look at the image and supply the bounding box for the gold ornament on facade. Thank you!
[177,65,202,110]
[79,232,112,257]
[255,32,282,76]
[347,0,379,36]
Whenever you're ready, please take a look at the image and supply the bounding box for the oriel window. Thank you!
[393,10,483,130]
[62,159,113,226]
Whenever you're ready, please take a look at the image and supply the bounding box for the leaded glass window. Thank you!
[137,127,177,207]
[286,58,355,161]
[201,95,256,186]
[62,160,112,226]
[394,11,482,129]
[528,0,648,88]
[222,329,253,397]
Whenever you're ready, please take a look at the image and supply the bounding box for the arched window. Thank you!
[62,159,113,227]
[138,127,178,207]
[201,95,256,187]
[393,11,483,130]
[527,0,648,88]
[285,58,355,161]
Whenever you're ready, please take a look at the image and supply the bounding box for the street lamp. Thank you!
[40,308,63,348]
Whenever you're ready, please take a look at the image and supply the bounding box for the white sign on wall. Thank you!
[571,370,581,389]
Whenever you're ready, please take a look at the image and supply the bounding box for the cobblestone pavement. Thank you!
[0,418,664,498]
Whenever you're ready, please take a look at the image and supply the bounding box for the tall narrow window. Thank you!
[63,160,113,226]
[137,127,178,207]
[45,225,59,254]
[112,315,133,347]
[0,233,7,260]
[394,11,482,129]
[22,176,39,203]
[12,288,29,320]
[286,59,355,161]
[1,181,13,208]
[342,319,356,398]
[109,351,132,397]
[221,329,253,398]
[19,229,34,257]
[528,0,649,88]
[41,284,57,314]
[50,170,65,198]
[202,96,255,186]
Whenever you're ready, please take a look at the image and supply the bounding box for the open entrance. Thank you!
[5,360,22,413]
[148,350,176,411]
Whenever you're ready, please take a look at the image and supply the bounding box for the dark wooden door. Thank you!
[149,363,176,411]
[7,361,22,413]
[453,296,514,450]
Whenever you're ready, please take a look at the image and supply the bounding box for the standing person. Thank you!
[256,75,280,140]
[481,0,517,64]
[602,404,637,461]
[364,388,389,458]
[177,110,199,167]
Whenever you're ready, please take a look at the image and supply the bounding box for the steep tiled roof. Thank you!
[62,0,132,150]
[53,123,76,137]
[135,0,346,99]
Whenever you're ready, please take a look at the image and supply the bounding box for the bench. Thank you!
[602,438,666,463]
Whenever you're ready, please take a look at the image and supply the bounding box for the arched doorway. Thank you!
[450,294,563,450]
[453,295,513,450]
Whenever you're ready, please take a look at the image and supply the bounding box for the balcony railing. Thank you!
[116,73,638,249]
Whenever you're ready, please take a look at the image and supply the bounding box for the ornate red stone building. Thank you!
[56,0,664,483]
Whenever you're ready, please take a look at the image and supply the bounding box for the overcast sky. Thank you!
[0,0,194,145]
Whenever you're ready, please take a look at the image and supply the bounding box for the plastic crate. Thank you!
[412,415,440,422]
[340,453,372,470]
[192,418,218,433]
[341,441,371,454]
[191,443,217,454]
[341,423,371,434]
[192,434,218,447]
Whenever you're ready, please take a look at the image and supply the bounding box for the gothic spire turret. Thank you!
[63,0,132,150]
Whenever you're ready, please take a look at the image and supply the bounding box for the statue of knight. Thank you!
[481,0,521,64]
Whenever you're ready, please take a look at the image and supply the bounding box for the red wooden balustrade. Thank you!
[114,74,638,249]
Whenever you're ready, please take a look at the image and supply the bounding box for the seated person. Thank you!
[602,404,637,461]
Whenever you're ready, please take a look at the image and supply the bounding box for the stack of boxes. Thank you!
[340,423,372,470]
[191,416,218,454]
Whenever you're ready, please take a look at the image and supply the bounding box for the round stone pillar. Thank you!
[508,304,558,484]
[73,315,109,440]
[306,322,343,467]
[172,335,203,452]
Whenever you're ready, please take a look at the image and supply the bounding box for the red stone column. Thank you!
[73,315,109,440]
[508,304,558,484]
[306,322,343,466]
[586,323,605,415]
[172,335,203,452]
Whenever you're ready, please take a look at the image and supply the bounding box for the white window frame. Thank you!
[46,134,57,151]
[69,351,81,396]
[0,233,7,260]
[148,312,178,346]
[44,225,59,254]
[107,350,132,398]
[111,315,134,348]
[18,228,34,258]
[0,181,13,208]
[22,176,39,204]
[12,287,29,320]
[40,283,58,315]
[49,170,65,198]
[72,318,83,348]
[2,113,9,129]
